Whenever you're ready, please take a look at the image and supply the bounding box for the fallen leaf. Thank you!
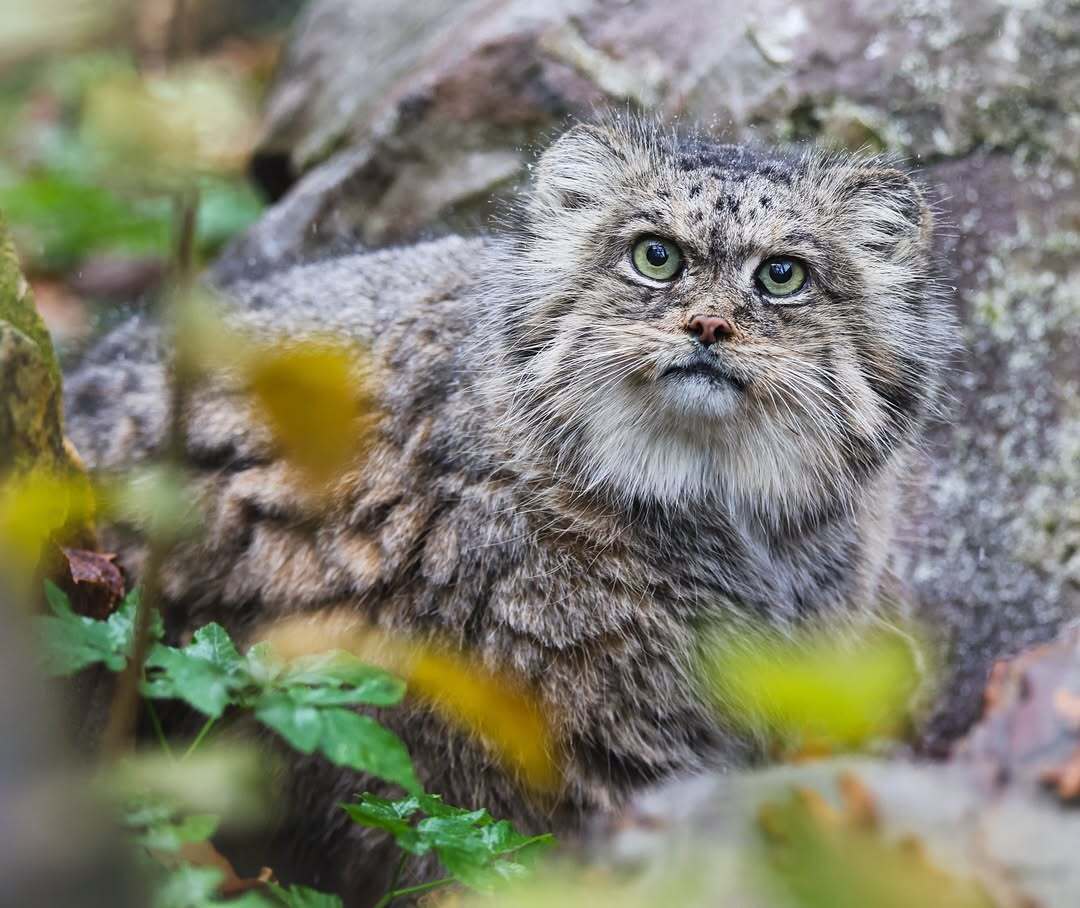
[757,773,995,908]
[58,546,125,618]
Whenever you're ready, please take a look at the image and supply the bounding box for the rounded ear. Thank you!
[531,124,629,213]
[834,166,932,253]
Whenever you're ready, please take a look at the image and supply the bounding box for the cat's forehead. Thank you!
[625,140,816,258]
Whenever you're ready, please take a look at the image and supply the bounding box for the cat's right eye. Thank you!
[631,236,683,281]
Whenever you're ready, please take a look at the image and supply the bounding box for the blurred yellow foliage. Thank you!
[701,622,925,754]
[758,773,995,908]
[81,63,259,183]
[245,340,381,489]
[0,468,95,571]
[172,293,381,489]
[262,612,561,793]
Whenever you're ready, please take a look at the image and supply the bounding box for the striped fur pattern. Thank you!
[64,118,953,904]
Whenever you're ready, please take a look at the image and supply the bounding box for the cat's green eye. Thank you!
[756,257,809,299]
[632,236,683,281]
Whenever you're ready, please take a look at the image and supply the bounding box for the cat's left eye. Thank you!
[756,257,809,299]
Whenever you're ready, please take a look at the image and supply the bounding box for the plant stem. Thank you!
[372,853,409,908]
[99,188,200,760]
[100,544,167,757]
[374,877,455,908]
[146,699,174,759]
[181,716,216,761]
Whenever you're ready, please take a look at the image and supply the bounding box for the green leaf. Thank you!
[35,583,148,676]
[254,691,322,753]
[136,814,219,852]
[344,792,554,892]
[255,694,419,794]
[283,651,405,706]
[0,171,170,270]
[264,884,344,908]
[318,709,419,794]
[153,864,225,908]
[342,794,425,854]
[142,623,248,718]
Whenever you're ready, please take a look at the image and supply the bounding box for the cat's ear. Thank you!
[531,124,631,213]
[831,164,933,252]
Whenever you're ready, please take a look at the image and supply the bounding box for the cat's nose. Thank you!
[685,315,734,346]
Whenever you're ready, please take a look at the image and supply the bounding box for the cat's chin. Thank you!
[653,369,745,420]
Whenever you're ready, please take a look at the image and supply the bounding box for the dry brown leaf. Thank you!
[58,546,125,619]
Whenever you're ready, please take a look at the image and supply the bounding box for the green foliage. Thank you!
[122,799,220,853]
[345,793,554,891]
[36,580,148,674]
[0,51,263,274]
[36,583,414,788]
[38,582,551,904]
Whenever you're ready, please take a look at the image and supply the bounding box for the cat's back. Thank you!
[65,235,489,472]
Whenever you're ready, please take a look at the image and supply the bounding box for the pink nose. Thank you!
[686,315,734,346]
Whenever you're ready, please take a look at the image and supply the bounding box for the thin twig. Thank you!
[100,188,199,759]
[373,876,454,908]
[146,696,174,759]
[181,716,216,761]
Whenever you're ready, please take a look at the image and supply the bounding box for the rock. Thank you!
[227,0,1080,268]
[581,629,1080,908]
[0,213,66,476]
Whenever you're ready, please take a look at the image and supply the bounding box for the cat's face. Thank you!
[487,121,952,513]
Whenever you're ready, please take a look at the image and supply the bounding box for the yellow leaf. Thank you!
[245,340,380,488]
[0,469,95,570]
[261,612,562,793]
[701,622,926,754]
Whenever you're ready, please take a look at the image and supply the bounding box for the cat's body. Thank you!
[65,121,953,903]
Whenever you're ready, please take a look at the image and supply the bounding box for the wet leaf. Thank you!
[701,623,924,753]
[245,340,379,487]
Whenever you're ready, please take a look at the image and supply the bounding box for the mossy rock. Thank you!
[0,212,68,475]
